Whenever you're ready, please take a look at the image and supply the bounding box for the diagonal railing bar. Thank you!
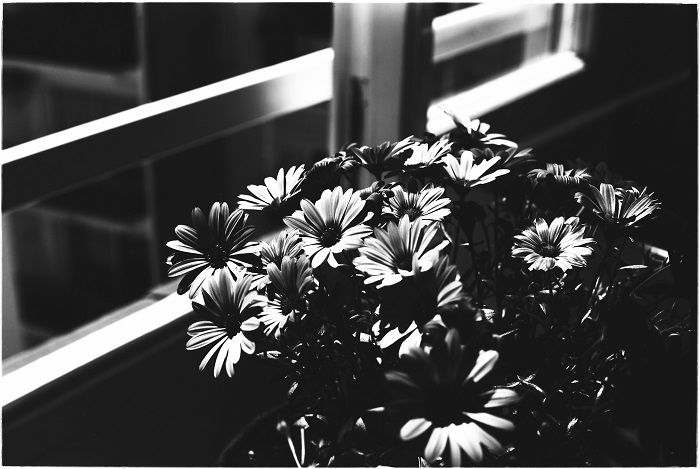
[2,48,334,212]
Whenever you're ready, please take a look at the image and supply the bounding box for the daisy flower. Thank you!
[167,203,259,298]
[497,146,535,170]
[383,185,451,224]
[574,183,661,229]
[238,165,305,212]
[354,215,448,288]
[447,111,516,149]
[349,137,416,178]
[442,150,510,190]
[372,254,467,351]
[283,187,373,268]
[512,216,595,271]
[528,163,592,185]
[259,255,314,339]
[421,254,468,312]
[186,271,263,378]
[376,329,519,466]
[260,230,303,268]
[404,137,453,170]
[295,156,346,202]
[331,142,363,172]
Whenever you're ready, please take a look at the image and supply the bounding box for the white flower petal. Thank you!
[466,350,499,383]
[400,417,432,441]
[465,412,515,431]
[424,426,448,462]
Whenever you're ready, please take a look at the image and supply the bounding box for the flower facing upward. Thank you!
[404,137,453,169]
[575,183,661,229]
[260,230,303,268]
[167,203,259,298]
[284,187,373,268]
[528,163,591,185]
[447,111,516,149]
[512,217,595,271]
[348,137,416,178]
[383,185,451,224]
[259,255,314,339]
[354,216,448,288]
[442,150,510,190]
[238,165,305,212]
[376,329,519,466]
[186,272,263,378]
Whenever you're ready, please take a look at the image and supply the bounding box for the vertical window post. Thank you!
[329,3,433,157]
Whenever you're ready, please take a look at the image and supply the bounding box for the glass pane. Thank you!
[2,3,333,148]
[431,4,555,101]
[2,102,329,359]
[432,3,476,18]
[432,33,529,99]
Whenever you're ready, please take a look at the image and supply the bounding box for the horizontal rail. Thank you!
[432,3,553,63]
[1,289,191,407]
[2,48,334,212]
[1,229,281,407]
[427,51,585,136]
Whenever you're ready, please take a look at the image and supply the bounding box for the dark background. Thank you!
[3,3,697,466]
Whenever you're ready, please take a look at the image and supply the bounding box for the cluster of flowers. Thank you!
[165,111,687,467]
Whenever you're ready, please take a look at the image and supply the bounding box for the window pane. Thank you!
[432,33,529,99]
[2,102,329,359]
[2,3,332,148]
[431,4,555,101]
[431,3,476,18]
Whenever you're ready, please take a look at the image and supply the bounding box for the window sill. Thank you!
[1,282,190,407]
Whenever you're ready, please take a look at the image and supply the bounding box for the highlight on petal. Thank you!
[424,426,449,462]
[466,350,499,383]
[464,412,515,431]
[400,418,432,441]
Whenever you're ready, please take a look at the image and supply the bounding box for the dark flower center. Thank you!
[320,226,342,247]
[398,206,422,222]
[425,386,470,427]
[539,243,560,258]
[224,314,241,338]
[279,295,304,317]
[207,244,229,268]
[396,253,414,272]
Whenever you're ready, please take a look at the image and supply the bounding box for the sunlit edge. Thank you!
[1,48,335,165]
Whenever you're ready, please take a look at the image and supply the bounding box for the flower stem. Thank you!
[493,182,502,316]
[465,228,484,305]
[286,434,302,468]
[452,192,466,262]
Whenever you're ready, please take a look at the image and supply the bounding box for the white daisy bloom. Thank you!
[238,165,305,211]
[379,329,520,466]
[186,271,264,377]
[284,187,373,269]
[442,150,510,189]
[383,185,451,224]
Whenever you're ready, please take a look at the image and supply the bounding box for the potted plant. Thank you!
[164,111,692,467]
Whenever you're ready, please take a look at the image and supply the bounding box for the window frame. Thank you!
[2,3,593,409]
